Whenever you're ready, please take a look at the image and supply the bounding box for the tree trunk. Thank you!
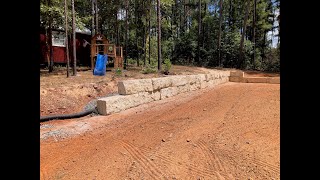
[72,0,77,76]
[116,9,119,45]
[65,0,70,77]
[136,0,140,67]
[252,0,256,69]
[277,14,280,45]
[143,1,147,67]
[202,2,206,49]
[148,0,151,65]
[218,0,223,67]
[182,0,186,33]
[48,18,54,73]
[91,0,95,36]
[157,0,162,71]
[178,0,181,37]
[99,19,103,34]
[185,0,189,31]
[229,0,232,30]
[214,1,217,15]
[48,0,54,73]
[95,0,99,34]
[271,8,274,46]
[171,3,174,63]
[197,0,201,65]
[143,25,146,66]
[124,0,129,69]
[238,0,250,69]
[262,29,267,62]
[45,28,50,67]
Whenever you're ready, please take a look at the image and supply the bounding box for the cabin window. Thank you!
[52,31,66,47]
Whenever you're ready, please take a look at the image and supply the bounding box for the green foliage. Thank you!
[162,59,172,73]
[173,33,197,65]
[141,64,157,74]
[127,58,137,65]
[40,0,89,30]
[41,0,280,73]
[115,68,122,76]
[262,47,280,72]
[221,31,242,67]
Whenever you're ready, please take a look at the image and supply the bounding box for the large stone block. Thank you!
[245,77,268,83]
[190,83,201,91]
[118,79,153,95]
[177,84,190,94]
[210,72,218,79]
[151,77,173,91]
[171,75,189,87]
[207,79,217,88]
[198,74,208,89]
[229,76,241,82]
[187,75,201,91]
[152,90,161,100]
[221,77,229,83]
[214,73,220,79]
[205,73,214,81]
[268,77,280,84]
[160,87,179,99]
[230,71,244,77]
[97,92,156,115]
[188,75,199,85]
[97,95,131,115]
[221,71,231,77]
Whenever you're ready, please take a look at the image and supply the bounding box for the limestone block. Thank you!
[171,75,189,87]
[268,77,280,84]
[118,79,153,95]
[230,71,244,77]
[151,77,173,90]
[246,77,268,83]
[160,87,178,99]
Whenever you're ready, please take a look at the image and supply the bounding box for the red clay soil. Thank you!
[40,82,280,180]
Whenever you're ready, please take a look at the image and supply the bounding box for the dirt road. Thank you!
[40,82,280,180]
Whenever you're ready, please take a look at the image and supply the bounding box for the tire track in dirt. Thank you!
[222,87,251,122]
[206,87,251,146]
[209,87,280,175]
[158,153,216,178]
[136,143,218,178]
[197,140,234,180]
[116,140,166,179]
[214,148,280,174]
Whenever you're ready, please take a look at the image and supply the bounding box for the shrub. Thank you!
[141,64,157,74]
[162,58,172,74]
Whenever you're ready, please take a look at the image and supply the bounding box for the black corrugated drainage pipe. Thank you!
[40,107,97,123]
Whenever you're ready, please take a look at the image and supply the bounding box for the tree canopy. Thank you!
[40,0,280,72]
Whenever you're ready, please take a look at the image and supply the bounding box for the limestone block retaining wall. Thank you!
[97,70,230,115]
[229,70,280,84]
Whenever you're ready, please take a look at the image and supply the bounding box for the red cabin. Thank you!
[40,27,91,66]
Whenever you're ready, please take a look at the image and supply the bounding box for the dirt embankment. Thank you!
[40,65,236,116]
